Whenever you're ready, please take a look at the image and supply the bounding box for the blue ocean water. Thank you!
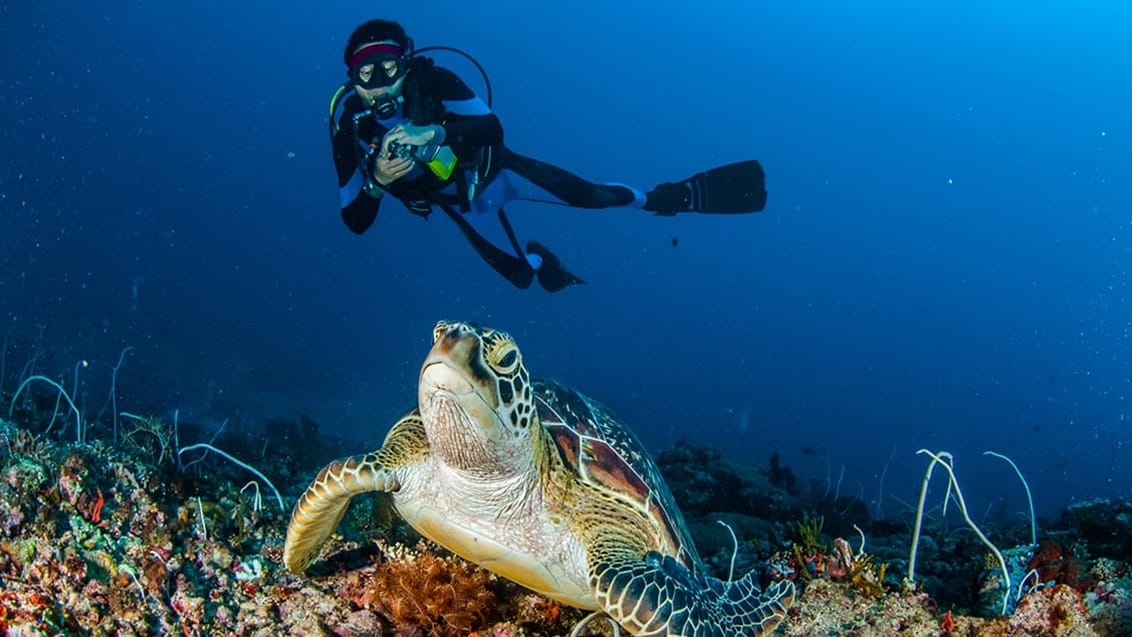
[1,0,1128,523]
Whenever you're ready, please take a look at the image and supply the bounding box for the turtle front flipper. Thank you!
[588,547,794,636]
[283,412,429,574]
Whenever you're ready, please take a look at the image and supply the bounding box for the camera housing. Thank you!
[387,141,414,160]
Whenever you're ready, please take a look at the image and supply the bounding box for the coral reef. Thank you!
[1,414,1130,635]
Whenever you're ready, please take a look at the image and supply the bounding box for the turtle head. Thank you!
[419,321,537,473]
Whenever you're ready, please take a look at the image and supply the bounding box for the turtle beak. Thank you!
[419,360,476,398]
[420,330,504,448]
[423,324,497,395]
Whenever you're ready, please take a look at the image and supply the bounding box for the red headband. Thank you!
[348,42,403,67]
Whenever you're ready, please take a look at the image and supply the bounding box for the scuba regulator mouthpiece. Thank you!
[370,92,402,119]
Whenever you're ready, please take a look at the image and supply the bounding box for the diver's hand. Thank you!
[373,134,415,186]
[383,123,442,147]
[373,153,413,187]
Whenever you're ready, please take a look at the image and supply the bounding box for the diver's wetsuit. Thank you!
[330,58,647,291]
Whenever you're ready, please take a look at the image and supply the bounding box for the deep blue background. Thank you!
[2,1,1129,520]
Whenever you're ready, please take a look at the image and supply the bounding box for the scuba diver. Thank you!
[331,19,768,292]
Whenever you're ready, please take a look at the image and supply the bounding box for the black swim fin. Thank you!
[438,204,535,289]
[644,159,767,215]
[525,241,585,292]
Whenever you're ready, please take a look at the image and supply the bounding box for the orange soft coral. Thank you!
[370,546,497,636]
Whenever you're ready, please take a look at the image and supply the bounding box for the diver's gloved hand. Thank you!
[383,123,445,148]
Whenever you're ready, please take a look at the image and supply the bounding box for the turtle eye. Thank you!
[491,347,520,375]
[499,350,518,369]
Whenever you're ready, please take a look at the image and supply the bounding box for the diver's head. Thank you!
[344,20,413,108]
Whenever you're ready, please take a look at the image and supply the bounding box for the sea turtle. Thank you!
[283,320,794,636]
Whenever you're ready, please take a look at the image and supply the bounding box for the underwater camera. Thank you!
[387,141,415,160]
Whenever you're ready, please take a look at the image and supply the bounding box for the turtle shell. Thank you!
[534,379,700,569]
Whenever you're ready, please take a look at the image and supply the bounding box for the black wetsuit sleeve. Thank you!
[331,91,383,234]
[428,67,503,150]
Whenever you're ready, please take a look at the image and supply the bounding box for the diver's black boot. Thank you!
[525,241,585,292]
[644,160,768,215]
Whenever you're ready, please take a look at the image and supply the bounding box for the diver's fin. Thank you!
[438,204,535,289]
[526,241,585,293]
[644,159,767,215]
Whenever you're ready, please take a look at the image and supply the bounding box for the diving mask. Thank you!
[347,42,409,89]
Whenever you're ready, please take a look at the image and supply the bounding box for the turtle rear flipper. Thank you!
[283,413,428,574]
[590,549,794,636]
